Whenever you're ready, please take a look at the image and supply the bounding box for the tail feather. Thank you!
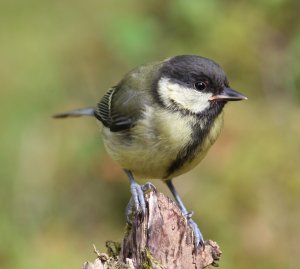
[53,107,95,119]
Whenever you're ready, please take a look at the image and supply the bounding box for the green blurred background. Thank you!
[1,0,300,268]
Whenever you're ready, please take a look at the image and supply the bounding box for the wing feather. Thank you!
[95,86,141,132]
[95,63,157,132]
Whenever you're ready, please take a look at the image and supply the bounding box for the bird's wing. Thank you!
[95,87,116,127]
[95,86,145,132]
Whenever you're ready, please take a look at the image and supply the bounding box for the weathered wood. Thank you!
[83,189,221,269]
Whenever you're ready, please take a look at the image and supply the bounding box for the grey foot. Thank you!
[165,179,204,248]
[124,169,147,218]
[130,181,146,214]
[187,216,204,248]
[126,182,157,223]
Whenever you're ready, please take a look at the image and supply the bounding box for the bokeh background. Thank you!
[1,1,300,268]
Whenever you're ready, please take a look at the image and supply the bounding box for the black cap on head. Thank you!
[159,55,228,95]
[153,54,247,117]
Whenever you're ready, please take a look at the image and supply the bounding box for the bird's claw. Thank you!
[185,210,205,248]
[130,181,146,215]
[188,218,205,249]
[126,181,157,223]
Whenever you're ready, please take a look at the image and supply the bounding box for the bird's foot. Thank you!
[165,179,205,249]
[130,181,146,214]
[186,214,205,248]
[126,181,156,222]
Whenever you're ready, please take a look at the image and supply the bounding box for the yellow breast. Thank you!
[169,112,224,178]
[102,106,223,180]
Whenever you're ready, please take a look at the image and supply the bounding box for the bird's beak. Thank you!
[209,87,247,101]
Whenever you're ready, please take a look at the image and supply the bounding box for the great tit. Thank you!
[54,55,247,247]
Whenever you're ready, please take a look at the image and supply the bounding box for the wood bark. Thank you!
[83,189,221,269]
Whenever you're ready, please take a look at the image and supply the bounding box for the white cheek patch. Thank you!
[158,77,212,114]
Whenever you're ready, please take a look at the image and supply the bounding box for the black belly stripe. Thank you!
[165,102,224,179]
[165,122,210,178]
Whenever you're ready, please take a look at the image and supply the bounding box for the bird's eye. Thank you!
[194,81,207,91]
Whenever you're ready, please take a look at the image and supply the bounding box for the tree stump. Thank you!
[83,189,221,269]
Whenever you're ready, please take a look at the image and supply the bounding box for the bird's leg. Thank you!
[165,179,204,247]
[124,169,146,215]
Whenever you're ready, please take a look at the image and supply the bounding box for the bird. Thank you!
[53,55,247,247]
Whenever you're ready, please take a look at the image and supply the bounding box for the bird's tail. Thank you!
[53,107,95,119]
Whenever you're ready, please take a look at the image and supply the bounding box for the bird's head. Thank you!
[154,55,247,115]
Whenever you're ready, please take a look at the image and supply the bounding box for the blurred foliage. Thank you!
[0,0,300,268]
